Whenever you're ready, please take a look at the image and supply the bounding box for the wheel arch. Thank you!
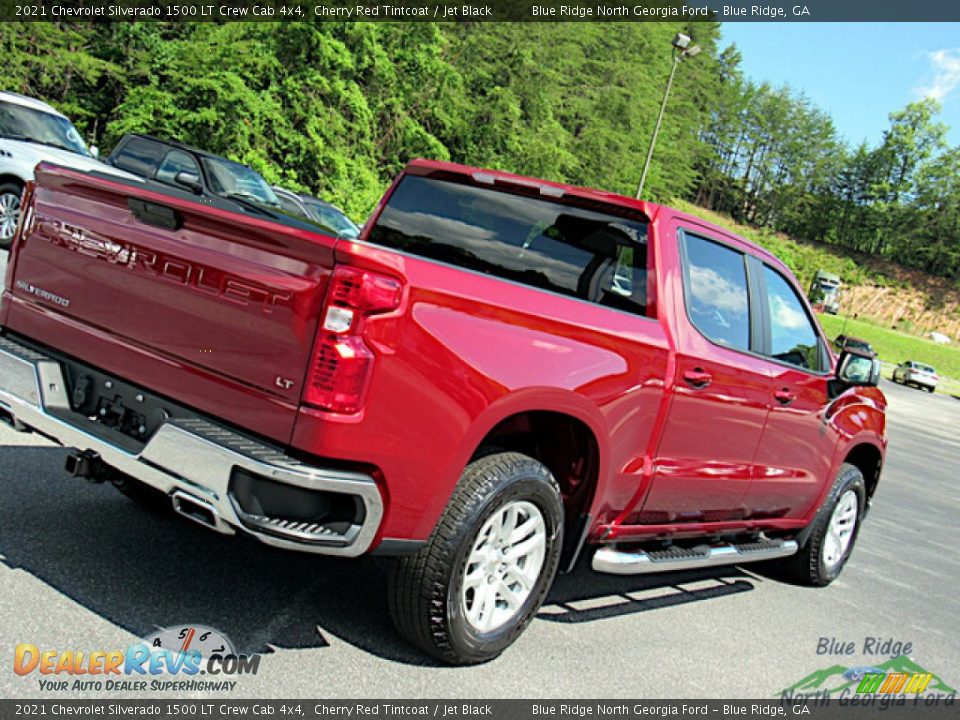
[454,390,609,571]
[843,441,884,503]
[0,173,26,188]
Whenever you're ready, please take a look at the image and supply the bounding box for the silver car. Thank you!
[893,360,939,393]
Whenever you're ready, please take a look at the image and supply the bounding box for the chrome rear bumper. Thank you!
[0,335,383,556]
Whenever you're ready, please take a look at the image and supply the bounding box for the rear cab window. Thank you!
[367,174,651,317]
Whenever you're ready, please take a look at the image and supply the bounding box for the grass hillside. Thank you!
[676,200,960,326]
[675,200,960,387]
[817,315,960,375]
[673,199,887,291]
[818,315,960,391]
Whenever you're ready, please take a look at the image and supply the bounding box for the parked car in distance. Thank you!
[809,269,842,314]
[107,133,281,213]
[272,186,361,239]
[0,91,135,247]
[892,361,939,392]
[834,334,875,357]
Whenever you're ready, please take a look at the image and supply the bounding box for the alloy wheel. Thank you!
[822,489,858,570]
[0,191,21,241]
[460,499,547,633]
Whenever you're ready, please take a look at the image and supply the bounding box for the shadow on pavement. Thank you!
[1,444,759,666]
[0,445,428,663]
[540,562,757,624]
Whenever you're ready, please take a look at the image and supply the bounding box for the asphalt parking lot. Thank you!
[1,377,957,699]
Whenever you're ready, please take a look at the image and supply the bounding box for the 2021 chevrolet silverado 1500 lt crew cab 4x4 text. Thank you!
[0,159,886,664]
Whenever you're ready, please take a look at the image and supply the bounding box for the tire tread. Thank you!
[388,452,561,664]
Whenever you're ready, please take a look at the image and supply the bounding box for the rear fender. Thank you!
[449,387,610,510]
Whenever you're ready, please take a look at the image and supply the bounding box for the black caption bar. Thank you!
[2,0,960,22]
[1,700,959,720]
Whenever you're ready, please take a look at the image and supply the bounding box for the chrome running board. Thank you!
[592,539,799,575]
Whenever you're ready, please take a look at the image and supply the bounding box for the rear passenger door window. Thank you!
[109,137,164,177]
[276,193,305,217]
[154,150,200,187]
[762,266,822,371]
[681,234,751,352]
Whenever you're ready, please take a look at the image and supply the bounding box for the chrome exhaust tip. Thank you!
[171,490,232,535]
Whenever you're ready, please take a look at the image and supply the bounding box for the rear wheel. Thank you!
[770,463,865,586]
[0,182,23,249]
[388,451,563,664]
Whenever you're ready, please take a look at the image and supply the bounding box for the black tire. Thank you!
[927,386,935,394]
[388,451,563,665]
[111,472,169,512]
[773,463,866,586]
[0,181,24,250]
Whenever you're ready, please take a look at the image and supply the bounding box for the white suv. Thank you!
[0,91,135,247]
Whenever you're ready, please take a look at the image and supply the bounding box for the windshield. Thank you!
[0,99,90,156]
[917,364,936,374]
[200,156,279,207]
[305,201,360,238]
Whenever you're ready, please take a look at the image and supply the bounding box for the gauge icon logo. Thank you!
[142,625,236,659]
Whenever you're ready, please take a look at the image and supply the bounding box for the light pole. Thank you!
[635,33,701,200]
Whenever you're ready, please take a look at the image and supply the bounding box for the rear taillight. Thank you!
[303,265,402,414]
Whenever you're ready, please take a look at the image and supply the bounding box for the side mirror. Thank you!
[174,171,203,194]
[89,145,99,159]
[836,350,881,388]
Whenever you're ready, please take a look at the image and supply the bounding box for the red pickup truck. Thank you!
[0,160,885,664]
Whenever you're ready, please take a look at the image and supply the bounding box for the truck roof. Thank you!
[403,158,791,275]
[117,133,252,166]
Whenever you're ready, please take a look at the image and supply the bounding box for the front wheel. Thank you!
[0,182,24,249]
[771,463,865,586]
[388,452,563,664]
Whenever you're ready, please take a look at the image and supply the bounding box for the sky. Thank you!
[720,23,960,148]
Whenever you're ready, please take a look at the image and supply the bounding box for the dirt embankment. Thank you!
[838,260,960,341]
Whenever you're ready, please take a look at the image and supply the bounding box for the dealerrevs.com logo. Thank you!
[14,625,260,692]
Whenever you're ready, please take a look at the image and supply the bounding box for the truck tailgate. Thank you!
[1,164,337,444]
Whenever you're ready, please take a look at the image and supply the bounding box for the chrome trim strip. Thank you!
[592,540,798,575]
[0,336,383,557]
